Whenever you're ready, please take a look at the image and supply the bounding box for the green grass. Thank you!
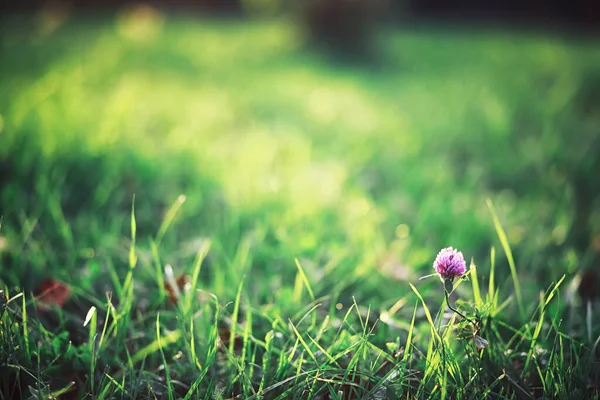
[1,11,600,399]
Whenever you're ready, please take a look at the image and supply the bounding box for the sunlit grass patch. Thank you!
[1,14,599,399]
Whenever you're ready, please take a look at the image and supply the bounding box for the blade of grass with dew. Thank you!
[487,198,524,318]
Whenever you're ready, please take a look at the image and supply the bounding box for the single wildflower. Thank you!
[433,246,477,327]
[415,246,489,351]
[433,246,467,281]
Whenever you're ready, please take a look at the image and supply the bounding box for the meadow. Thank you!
[1,10,599,399]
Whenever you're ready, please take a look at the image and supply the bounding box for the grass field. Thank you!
[1,11,600,399]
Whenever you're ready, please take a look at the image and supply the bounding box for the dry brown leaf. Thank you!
[34,279,71,309]
[164,264,190,304]
[217,326,244,353]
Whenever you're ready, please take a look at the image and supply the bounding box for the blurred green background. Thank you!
[0,2,599,304]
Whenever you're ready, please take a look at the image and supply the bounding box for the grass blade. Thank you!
[129,195,137,269]
[469,258,483,309]
[487,198,524,319]
[229,275,246,355]
[156,313,174,400]
[131,327,182,364]
[294,258,315,302]
[184,239,212,316]
[155,194,186,246]
[22,292,30,358]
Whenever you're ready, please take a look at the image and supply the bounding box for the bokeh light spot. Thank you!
[395,224,410,239]
[117,4,164,41]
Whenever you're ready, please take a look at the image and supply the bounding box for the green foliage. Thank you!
[0,14,599,399]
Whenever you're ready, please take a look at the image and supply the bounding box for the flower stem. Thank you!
[444,289,476,326]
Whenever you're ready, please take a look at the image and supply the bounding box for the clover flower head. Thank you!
[433,247,466,281]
